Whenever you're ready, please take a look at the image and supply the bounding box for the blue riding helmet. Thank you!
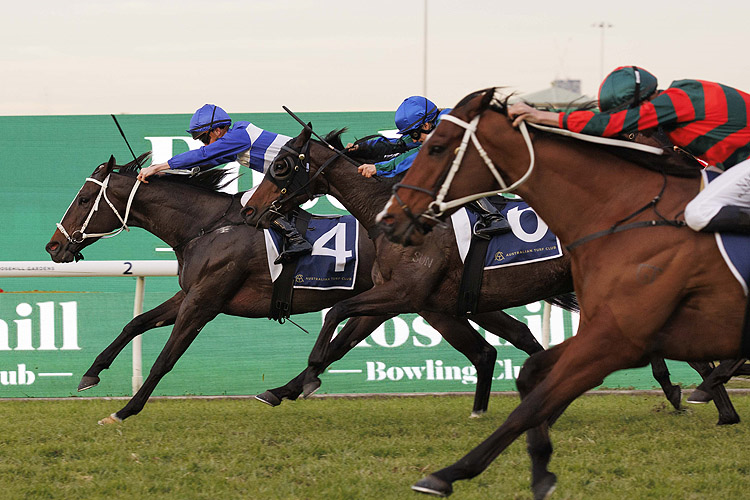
[187,104,232,137]
[395,96,439,135]
[598,66,658,113]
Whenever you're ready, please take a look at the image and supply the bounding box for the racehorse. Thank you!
[377,88,747,498]
[239,127,735,421]
[44,153,540,423]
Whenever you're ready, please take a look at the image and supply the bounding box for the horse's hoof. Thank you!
[98,413,122,425]
[469,410,486,418]
[687,389,713,404]
[302,379,322,399]
[78,375,100,392]
[666,385,682,410]
[255,391,282,407]
[412,475,452,497]
[532,472,557,500]
[717,415,741,426]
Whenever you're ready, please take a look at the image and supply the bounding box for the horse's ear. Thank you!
[93,155,116,177]
[480,88,495,112]
[298,125,312,144]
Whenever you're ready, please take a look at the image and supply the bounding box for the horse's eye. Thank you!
[78,196,90,206]
[429,145,446,155]
[271,158,292,180]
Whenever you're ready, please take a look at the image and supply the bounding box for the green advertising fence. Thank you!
[0,112,700,398]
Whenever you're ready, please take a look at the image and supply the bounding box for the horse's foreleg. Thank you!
[649,356,682,410]
[301,315,394,397]
[102,298,220,424]
[419,312,497,417]
[79,291,184,392]
[310,284,417,367]
[414,325,640,499]
[471,310,544,356]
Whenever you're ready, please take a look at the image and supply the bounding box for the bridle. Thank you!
[56,174,140,245]
[256,136,359,223]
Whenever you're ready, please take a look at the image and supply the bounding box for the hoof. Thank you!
[666,385,682,410]
[302,378,322,399]
[255,391,282,407]
[78,375,100,392]
[412,475,452,497]
[532,472,557,500]
[687,389,713,404]
[98,413,122,425]
[469,410,486,419]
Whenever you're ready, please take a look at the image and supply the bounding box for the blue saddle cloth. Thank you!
[265,215,360,290]
[451,200,563,269]
[704,168,750,295]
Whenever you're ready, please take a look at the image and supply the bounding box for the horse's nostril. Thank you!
[241,206,255,221]
[45,241,59,254]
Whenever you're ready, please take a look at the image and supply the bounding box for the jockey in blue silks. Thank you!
[137,104,312,262]
[357,96,511,237]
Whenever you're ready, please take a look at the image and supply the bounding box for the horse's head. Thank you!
[45,153,148,262]
[377,88,513,245]
[242,127,316,228]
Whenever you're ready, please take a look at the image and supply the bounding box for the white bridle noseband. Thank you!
[56,174,140,244]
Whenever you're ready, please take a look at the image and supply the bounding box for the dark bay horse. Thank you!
[378,88,747,498]
[239,127,725,419]
[44,154,534,423]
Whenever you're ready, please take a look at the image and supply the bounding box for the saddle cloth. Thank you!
[704,167,750,295]
[451,200,563,269]
[265,214,360,290]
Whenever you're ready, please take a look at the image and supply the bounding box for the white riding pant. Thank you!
[684,158,750,230]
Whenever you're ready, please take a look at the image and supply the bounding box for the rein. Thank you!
[564,172,687,250]
[172,194,245,252]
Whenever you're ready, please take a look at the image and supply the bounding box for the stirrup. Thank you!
[473,218,511,238]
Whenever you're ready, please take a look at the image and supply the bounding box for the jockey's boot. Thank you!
[271,217,312,265]
[470,197,511,238]
[702,206,750,234]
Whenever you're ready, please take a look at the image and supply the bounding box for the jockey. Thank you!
[508,66,750,234]
[137,104,312,262]
[358,96,511,237]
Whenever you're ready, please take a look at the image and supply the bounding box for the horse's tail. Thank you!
[545,293,579,313]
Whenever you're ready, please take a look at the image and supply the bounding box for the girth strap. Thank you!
[269,210,312,322]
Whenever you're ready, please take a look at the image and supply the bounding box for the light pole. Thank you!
[423,0,428,96]
[592,21,613,82]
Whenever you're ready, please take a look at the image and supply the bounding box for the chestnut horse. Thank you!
[44,154,544,423]
[378,88,748,498]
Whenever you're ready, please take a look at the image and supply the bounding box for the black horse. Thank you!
[45,154,544,422]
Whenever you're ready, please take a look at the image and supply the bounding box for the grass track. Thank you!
[2,394,749,499]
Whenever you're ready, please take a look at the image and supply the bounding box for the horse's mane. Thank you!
[113,153,238,193]
[483,90,702,178]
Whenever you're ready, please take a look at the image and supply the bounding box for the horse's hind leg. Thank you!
[470,310,544,356]
[79,291,184,391]
[257,315,393,406]
[687,359,744,425]
[419,312,497,417]
[649,356,682,410]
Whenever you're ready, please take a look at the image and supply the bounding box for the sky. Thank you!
[3,0,750,116]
